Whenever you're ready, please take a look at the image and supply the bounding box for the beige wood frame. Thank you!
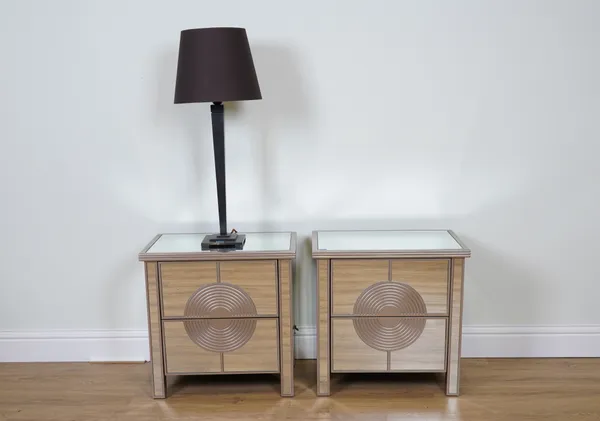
[316,259,330,396]
[144,262,166,398]
[312,230,470,397]
[446,258,465,395]
[140,232,296,399]
[278,259,295,396]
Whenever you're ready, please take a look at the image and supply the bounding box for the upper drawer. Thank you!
[331,259,449,316]
[160,260,278,318]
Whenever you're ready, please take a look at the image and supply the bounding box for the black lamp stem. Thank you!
[210,102,227,236]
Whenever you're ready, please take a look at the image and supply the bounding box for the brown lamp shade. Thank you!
[174,27,262,103]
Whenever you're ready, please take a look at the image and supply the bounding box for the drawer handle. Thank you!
[183,283,257,353]
[353,281,427,351]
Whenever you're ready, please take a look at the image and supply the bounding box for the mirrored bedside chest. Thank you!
[312,230,471,396]
[139,232,296,398]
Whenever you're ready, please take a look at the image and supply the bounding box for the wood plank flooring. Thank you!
[0,359,599,420]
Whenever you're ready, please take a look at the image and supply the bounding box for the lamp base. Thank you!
[201,233,246,251]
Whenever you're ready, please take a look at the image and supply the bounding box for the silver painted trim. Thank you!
[140,234,162,254]
[447,230,470,252]
[313,249,471,259]
[140,250,296,262]
[139,231,297,261]
[311,229,472,259]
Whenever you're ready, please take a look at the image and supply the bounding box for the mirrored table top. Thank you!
[312,230,470,258]
[139,232,296,261]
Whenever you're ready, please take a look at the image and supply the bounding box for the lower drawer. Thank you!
[331,317,447,372]
[163,318,279,374]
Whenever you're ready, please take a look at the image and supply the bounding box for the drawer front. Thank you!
[332,259,449,316]
[163,320,221,374]
[223,318,279,373]
[331,317,387,372]
[332,317,447,372]
[163,318,279,374]
[390,318,447,371]
[219,261,278,316]
[391,260,449,315]
[160,261,278,318]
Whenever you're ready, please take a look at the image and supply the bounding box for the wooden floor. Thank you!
[0,359,599,420]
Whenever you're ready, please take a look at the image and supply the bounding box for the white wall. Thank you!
[1,0,599,361]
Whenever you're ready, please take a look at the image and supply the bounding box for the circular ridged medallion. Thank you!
[183,283,257,353]
[354,281,427,316]
[353,281,426,351]
[184,283,257,318]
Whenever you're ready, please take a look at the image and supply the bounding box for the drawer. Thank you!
[223,318,279,373]
[391,260,449,314]
[163,318,279,374]
[331,259,449,316]
[160,261,278,318]
[331,317,447,372]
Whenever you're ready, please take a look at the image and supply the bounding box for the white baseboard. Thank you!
[0,330,149,363]
[461,324,600,358]
[294,326,316,359]
[1,325,599,362]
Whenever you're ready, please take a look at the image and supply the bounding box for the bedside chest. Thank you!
[138,232,296,398]
[312,230,471,396]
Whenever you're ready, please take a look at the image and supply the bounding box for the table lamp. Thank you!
[174,27,262,250]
